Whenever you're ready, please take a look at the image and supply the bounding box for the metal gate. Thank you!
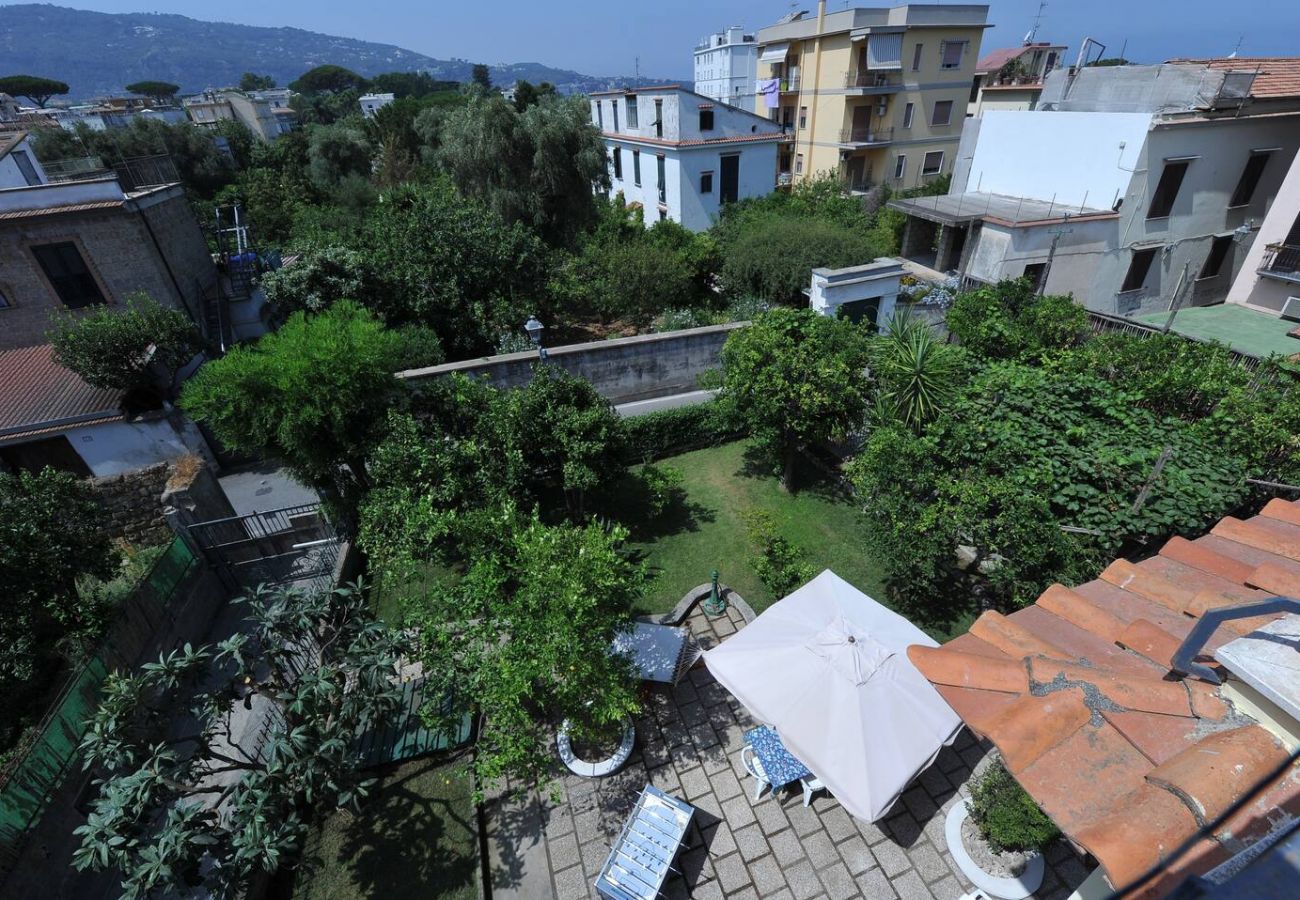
[186,503,340,592]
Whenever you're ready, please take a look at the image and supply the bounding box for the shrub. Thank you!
[639,464,685,517]
[742,510,815,597]
[622,403,740,462]
[968,759,1060,853]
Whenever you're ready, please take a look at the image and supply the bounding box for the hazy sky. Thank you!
[13,1,1300,78]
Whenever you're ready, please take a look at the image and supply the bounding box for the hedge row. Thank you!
[623,402,742,462]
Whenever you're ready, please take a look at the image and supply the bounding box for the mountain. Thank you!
[0,4,682,100]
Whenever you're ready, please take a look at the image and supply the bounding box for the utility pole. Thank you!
[1161,261,1193,333]
[1037,213,1072,295]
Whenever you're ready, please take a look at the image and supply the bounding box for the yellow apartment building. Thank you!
[754,3,989,191]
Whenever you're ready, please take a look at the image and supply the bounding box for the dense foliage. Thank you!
[718,308,873,489]
[124,80,179,101]
[73,582,408,899]
[0,73,68,106]
[622,402,740,462]
[945,278,1089,360]
[968,759,1060,853]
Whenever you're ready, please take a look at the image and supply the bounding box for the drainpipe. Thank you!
[803,0,828,183]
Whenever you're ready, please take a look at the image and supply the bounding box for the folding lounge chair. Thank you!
[594,785,695,899]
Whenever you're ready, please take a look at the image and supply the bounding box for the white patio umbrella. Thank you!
[704,570,961,822]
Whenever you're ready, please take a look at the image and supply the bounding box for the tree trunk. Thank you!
[781,442,797,493]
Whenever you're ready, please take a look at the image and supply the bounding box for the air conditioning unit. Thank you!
[1282,296,1300,322]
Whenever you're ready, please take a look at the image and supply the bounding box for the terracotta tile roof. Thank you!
[0,343,122,443]
[976,47,1032,75]
[908,499,1300,897]
[1166,57,1300,99]
[0,198,124,221]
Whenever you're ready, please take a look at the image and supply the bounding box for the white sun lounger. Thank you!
[594,785,695,900]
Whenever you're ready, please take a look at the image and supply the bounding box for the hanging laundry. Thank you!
[757,78,780,110]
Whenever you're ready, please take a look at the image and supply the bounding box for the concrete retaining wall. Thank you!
[400,322,746,404]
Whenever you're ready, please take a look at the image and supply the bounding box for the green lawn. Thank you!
[291,756,479,900]
[619,440,888,618]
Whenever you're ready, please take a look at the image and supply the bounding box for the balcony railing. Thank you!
[843,71,901,91]
[1260,242,1300,280]
[838,126,894,145]
[780,77,800,92]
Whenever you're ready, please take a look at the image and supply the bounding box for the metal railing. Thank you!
[112,154,180,192]
[844,71,900,90]
[838,126,894,145]
[779,77,800,92]
[40,155,111,182]
[1260,242,1300,278]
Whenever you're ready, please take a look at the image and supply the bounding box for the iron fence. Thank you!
[186,504,339,593]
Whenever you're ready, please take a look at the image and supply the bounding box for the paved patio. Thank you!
[486,599,1095,900]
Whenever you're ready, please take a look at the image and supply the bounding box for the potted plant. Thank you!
[945,758,1059,899]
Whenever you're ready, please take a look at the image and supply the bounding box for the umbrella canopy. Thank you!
[704,570,961,822]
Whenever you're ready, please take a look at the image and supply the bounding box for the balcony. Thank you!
[780,76,800,93]
[843,71,902,93]
[838,126,894,146]
[1260,242,1300,283]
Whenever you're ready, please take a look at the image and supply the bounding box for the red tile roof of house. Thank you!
[908,499,1300,898]
[976,43,1061,75]
[0,343,122,443]
[1167,57,1300,99]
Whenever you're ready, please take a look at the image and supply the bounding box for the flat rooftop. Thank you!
[888,191,1114,227]
[1132,304,1300,362]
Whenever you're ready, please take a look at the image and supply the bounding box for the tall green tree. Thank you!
[945,279,1088,360]
[238,72,275,91]
[0,74,69,107]
[180,301,402,495]
[73,582,408,900]
[48,293,205,396]
[306,122,374,189]
[718,308,872,490]
[512,79,556,112]
[471,63,493,90]
[290,64,369,94]
[124,80,180,103]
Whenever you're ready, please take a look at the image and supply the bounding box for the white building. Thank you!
[693,26,758,106]
[184,90,296,142]
[590,85,785,232]
[0,131,47,187]
[889,59,1300,316]
[359,92,396,119]
[808,259,903,328]
[1227,146,1300,318]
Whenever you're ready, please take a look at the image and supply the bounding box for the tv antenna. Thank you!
[1025,1,1048,44]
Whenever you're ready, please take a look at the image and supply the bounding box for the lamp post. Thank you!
[524,315,548,362]
[703,569,727,616]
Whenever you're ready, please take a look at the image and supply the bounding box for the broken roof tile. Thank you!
[1146,726,1289,826]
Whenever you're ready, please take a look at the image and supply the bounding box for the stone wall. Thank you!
[401,322,745,404]
[90,461,173,546]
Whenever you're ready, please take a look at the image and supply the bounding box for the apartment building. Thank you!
[184,90,295,142]
[694,26,758,106]
[359,92,396,118]
[969,40,1068,115]
[1227,141,1300,319]
[590,85,785,232]
[753,2,989,191]
[888,59,1300,316]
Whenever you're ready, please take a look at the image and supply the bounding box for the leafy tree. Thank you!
[180,301,403,495]
[869,311,966,432]
[1087,57,1132,67]
[369,71,459,99]
[0,469,115,719]
[471,63,493,90]
[408,507,640,788]
[238,72,276,91]
[945,279,1088,360]
[0,74,69,107]
[124,80,180,103]
[718,308,872,490]
[73,582,408,900]
[48,293,205,396]
[306,122,374,189]
[512,79,556,112]
[260,245,387,320]
[290,64,369,95]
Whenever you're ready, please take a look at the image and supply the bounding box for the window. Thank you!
[612,147,622,180]
[921,150,944,176]
[612,100,619,131]
[654,99,663,138]
[626,95,638,128]
[700,171,714,193]
[1023,262,1047,291]
[656,154,666,203]
[0,286,9,309]
[1199,235,1233,279]
[911,42,924,72]
[1147,159,1192,219]
[596,101,603,128]
[893,154,906,180]
[1121,247,1159,292]
[699,108,714,131]
[1229,151,1272,207]
[11,150,40,186]
[931,100,953,126]
[903,102,915,128]
[940,41,967,69]
[795,153,804,175]
[32,243,105,308]
[798,106,807,129]
[633,149,641,186]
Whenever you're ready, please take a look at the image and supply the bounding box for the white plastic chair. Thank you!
[800,775,826,807]
[740,745,772,802]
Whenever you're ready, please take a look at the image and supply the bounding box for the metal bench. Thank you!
[594,785,695,900]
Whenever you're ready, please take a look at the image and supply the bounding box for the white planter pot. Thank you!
[556,717,636,778]
[945,799,1045,899]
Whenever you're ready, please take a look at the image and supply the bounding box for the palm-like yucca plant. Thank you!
[869,311,963,432]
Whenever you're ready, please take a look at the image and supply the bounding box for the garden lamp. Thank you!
[524,316,544,345]
[703,569,727,616]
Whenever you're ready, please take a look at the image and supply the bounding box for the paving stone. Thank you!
[725,888,758,900]
[553,864,589,899]
[1044,841,1074,865]
[753,797,790,836]
[884,811,922,846]
[721,794,758,829]
[859,867,899,900]
[674,742,703,773]
[733,823,771,862]
[547,832,581,872]
[675,679,700,703]
[821,805,858,843]
[693,792,724,823]
[748,854,786,897]
[714,852,753,894]
[1056,854,1092,889]
[680,766,714,802]
[837,835,877,875]
[802,829,839,869]
[649,764,683,796]
[704,822,737,857]
[689,665,715,687]
[766,827,805,868]
[918,765,953,801]
[690,878,724,900]
[930,875,966,900]
[763,890,795,900]
[911,841,950,884]
[959,744,988,770]
[857,818,892,846]
[712,768,744,801]
[580,839,608,877]
[642,739,671,770]
[662,875,690,900]
[902,787,939,822]
[702,747,735,777]
[872,840,913,877]
[785,799,824,837]
[894,869,936,900]
[699,681,730,708]
[819,861,858,900]
[784,860,824,900]
[543,808,575,839]
[692,723,722,752]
